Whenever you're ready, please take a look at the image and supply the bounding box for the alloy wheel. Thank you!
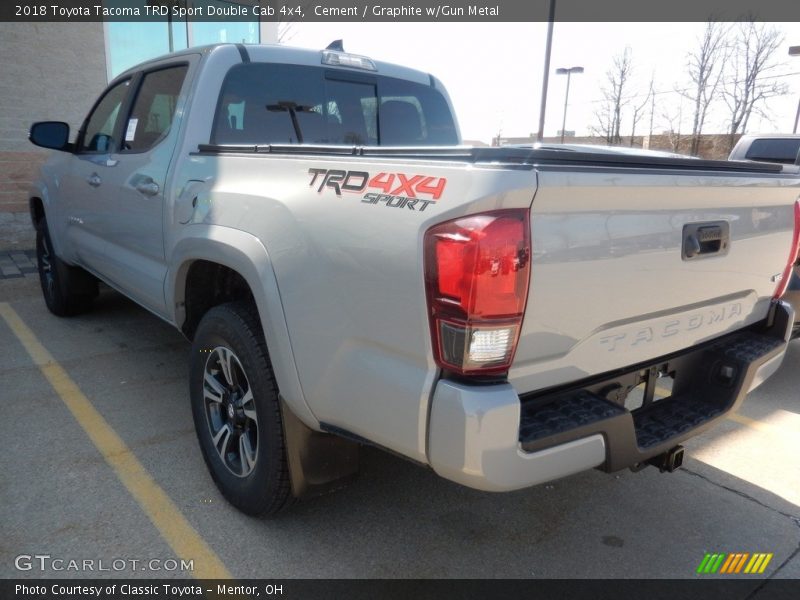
[202,346,259,477]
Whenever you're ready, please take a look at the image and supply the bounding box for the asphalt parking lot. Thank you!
[1,269,799,581]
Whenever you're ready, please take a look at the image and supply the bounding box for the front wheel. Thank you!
[189,301,294,515]
[36,217,97,316]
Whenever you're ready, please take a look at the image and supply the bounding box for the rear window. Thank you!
[744,138,800,164]
[211,63,458,146]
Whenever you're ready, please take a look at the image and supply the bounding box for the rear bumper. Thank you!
[427,301,793,492]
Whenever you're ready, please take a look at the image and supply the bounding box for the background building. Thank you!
[0,1,277,247]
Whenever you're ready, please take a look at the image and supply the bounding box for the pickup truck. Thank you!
[729,134,800,337]
[28,43,800,515]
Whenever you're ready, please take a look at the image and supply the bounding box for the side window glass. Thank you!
[379,96,426,142]
[210,64,457,146]
[376,81,458,145]
[325,79,377,145]
[79,80,130,153]
[123,65,188,153]
[212,63,328,145]
[745,139,800,164]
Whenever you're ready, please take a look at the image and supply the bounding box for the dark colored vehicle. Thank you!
[729,135,800,166]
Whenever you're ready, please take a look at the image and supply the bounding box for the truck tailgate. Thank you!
[510,167,799,394]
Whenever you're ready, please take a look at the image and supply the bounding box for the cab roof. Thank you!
[115,43,433,86]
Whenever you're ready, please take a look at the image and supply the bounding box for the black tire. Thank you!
[36,217,97,317]
[190,301,294,515]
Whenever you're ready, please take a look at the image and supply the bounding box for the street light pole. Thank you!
[790,46,800,134]
[560,71,572,144]
[794,100,800,135]
[556,66,584,143]
[536,0,556,142]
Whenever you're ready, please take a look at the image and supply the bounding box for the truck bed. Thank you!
[184,143,799,464]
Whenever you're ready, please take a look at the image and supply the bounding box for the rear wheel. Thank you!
[36,217,97,316]
[189,301,294,515]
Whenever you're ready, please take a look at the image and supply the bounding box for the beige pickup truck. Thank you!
[27,43,800,514]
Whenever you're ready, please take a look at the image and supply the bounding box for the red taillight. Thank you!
[773,199,800,299]
[424,209,531,376]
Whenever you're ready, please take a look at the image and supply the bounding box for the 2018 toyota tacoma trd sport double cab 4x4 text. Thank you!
[27,43,800,515]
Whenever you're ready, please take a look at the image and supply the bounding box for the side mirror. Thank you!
[29,121,72,152]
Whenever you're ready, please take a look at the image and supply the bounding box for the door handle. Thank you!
[682,221,730,260]
[87,173,102,187]
[135,180,160,197]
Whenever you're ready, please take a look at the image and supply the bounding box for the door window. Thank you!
[79,79,130,153]
[123,65,189,153]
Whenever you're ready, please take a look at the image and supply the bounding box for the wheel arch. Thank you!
[167,226,317,428]
[28,182,67,257]
[28,179,52,227]
[29,196,45,231]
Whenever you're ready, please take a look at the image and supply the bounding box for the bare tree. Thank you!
[630,76,654,147]
[278,20,298,43]
[682,21,728,156]
[661,99,685,153]
[592,48,633,145]
[721,21,788,151]
[277,3,314,43]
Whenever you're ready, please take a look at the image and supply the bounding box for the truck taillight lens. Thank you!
[773,199,800,299]
[424,209,531,375]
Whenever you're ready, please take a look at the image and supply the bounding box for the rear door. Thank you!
[91,62,190,315]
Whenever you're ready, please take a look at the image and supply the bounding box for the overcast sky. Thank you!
[284,22,800,144]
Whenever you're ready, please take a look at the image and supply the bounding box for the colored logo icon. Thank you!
[697,553,774,574]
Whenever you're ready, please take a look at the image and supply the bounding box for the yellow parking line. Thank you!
[0,302,231,580]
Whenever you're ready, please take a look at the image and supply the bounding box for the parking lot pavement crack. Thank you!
[680,466,800,522]
[745,520,800,597]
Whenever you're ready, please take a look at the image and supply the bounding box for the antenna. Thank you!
[325,40,344,52]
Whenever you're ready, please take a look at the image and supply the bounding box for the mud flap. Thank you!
[280,397,360,499]
[54,254,98,298]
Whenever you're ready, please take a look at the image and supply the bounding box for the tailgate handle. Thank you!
[682,221,730,260]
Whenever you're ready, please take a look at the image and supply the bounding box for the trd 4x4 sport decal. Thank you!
[307,168,446,212]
